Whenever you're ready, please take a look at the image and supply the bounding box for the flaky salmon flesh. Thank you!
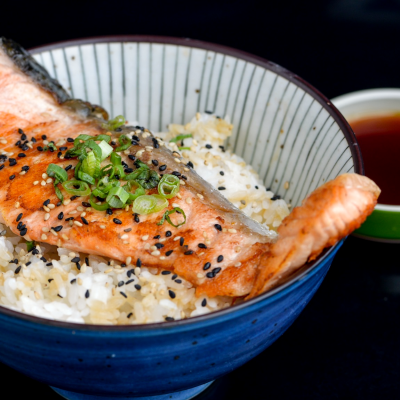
[0,38,380,299]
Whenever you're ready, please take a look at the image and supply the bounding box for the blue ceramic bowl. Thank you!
[0,36,362,400]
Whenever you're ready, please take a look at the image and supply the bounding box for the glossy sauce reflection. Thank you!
[349,113,400,205]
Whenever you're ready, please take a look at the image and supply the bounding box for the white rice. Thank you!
[0,114,289,325]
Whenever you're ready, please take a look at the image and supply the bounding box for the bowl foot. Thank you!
[51,381,214,400]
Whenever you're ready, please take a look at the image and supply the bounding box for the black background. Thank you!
[1,0,400,398]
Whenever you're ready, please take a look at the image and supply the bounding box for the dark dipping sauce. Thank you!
[350,113,400,205]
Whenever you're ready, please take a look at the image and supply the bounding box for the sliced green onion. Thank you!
[89,193,109,211]
[151,194,169,212]
[132,195,158,215]
[93,134,111,143]
[98,140,113,161]
[81,151,100,178]
[100,164,115,179]
[74,134,92,146]
[54,182,64,203]
[77,170,96,185]
[85,140,102,161]
[44,142,57,152]
[126,164,159,189]
[97,176,119,193]
[111,152,122,166]
[62,180,91,196]
[74,161,82,179]
[46,164,68,183]
[157,207,186,227]
[158,174,180,199]
[26,241,36,252]
[102,115,125,131]
[115,135,131,152]
[106,186,129,208]
[123,181,145,204]
[91,188,107,199]
[178,146,191,151]
[169,134,192,143]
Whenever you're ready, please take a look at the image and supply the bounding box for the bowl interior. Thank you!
[32,37,360,209]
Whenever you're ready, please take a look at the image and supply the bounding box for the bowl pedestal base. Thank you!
[51,381,214,400]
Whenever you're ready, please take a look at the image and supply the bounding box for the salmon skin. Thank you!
[0,38,380,300]
[0,38,272,298]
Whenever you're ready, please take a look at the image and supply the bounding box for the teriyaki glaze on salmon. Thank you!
[0,38,380,299]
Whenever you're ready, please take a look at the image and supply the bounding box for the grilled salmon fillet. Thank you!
[0,38,272,298]
[0,38,380,299]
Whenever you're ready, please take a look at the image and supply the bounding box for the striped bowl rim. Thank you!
[0,35,363,332]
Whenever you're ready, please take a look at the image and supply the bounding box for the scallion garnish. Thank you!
[47,164,68,203]
[115,135,131,152]
[62,180,91,196]
[132,195,165,215]
[158,174,180,199]
[89,193,109,211]
[102,115,125,131]
[169,134,192,143]
[106,186,130,208]
[157,207,187,227]
[26,241,36,252]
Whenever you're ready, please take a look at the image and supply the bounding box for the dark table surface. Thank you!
[2,0,400,398]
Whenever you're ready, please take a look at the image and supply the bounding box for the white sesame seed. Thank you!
[176,193,182,199]
[43,206,50,212]
[136,150,144,157]
[33,181,39,186]
[205,240,211,245]
[81,264,87,273]
[42,173,48,179]
[44,213,50,221]
[50,229,58,237]
[26,143,33,149]
[197,193,204,199]
[145,146,153,151]
[34,291,40,300]
[77,206,84,212]
[174,158,180,163]
[43,140,49,145]
[228,229,237,233]
[68,210,77,215]
[78,278,83,285]
[48,203,55,209]
[41,234,48,240]
[235,246,241,253]
[198,252,204,256]
[105,268,113,274]
[121,234,129,240]
[183,167,189,172]
[19,171,26,176]
[173,236,181,241]
[197,273,203,278]
[69,253,77,259]
[151,250,160,256]
[46,178,53,184]
[123,241,129,245]
[125,256,132,265]
[150,245,157,251]
[235,262,242,267]
[159,238,166,243]
[63,199,71,206]
[0,139,7,144]
[172,203,179,208]
[141,235,149,241]
[80,212,86,217]
[134,267,141,275]
[185,197,192,204]
[144,243,151,250]
[14,202,20,208]
[41,227,49,233]
[41,180,46,186]
[100,225,106,229]
[73,221,83,227]
[62,234,69,240]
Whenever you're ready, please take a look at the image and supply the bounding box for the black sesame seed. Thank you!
[15,141,21,147]
[181,175,187,180]
[59,146,67,151]
[41,135,47,140]
[118,281,125,287]
[71,257,80,263]
[184,250,194,255]
[56,212,64,221]
[81,217,89,225]
[67,137,74,142]
[126,279,135,285]
[111,141,116,146]
[159,165,167,172]
[132,135,140,141]
[165,316,175,321]
[172,274,178,280]
[48,278,54,282]
[37,146,43,152]
[218,186,226,190]
[31,137,37,143]
[65,217,74,221]
[162,271,171,275]
[134,214,140,223]
[40,256,47,262]
[131,140,139,146]
[70,195,79,201]
[198,243,207,249]
[155,243,164,249]
[128,155,136,161]
[127,312,133,319]
[32,249,39,255]
[153,235,161,239]
[76,262,81,270]
[64,165,72,172]
[70,279,76,284]
[169,290,176,299]
[53,226,63,232]
[17,221,24,230]
[9,175,15,180]
[44,199,50,206]
[19,228,27,236]
[214,224,222,231]
[206,272,215,278]
[175,279,182,284]
[11,259,18,264]
[151,159,159,167]
[172,171,181,177]
[179,237,184,246]
[120,291,128,298]
[165,250,173,257]
[187,161,194,168]
[18,153,26,158]
[46,262,53,267]
[85,257,89,266]
[9,160,17,167]
[21,165,29,171]
[16,213,23,222]
[217,255,224,263]
[124,168,134,173]
[212,267,221,274]
[220,171,225,175]
[127,269,135,278]
[106,208,113,215]
[21,145,29,151]
[18,129,24,134]
[203,262,211,270]
[0,165,4,171]
[271,195,281,201]
[205,144,212,149]
[21,134,27,141]
[201,298,207,307]
[85,290,90,298]
[15,266,21,274]
[25,261,31,266]
[57,294,63,298]
[255,186,259,189]
[134,284,141,290]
